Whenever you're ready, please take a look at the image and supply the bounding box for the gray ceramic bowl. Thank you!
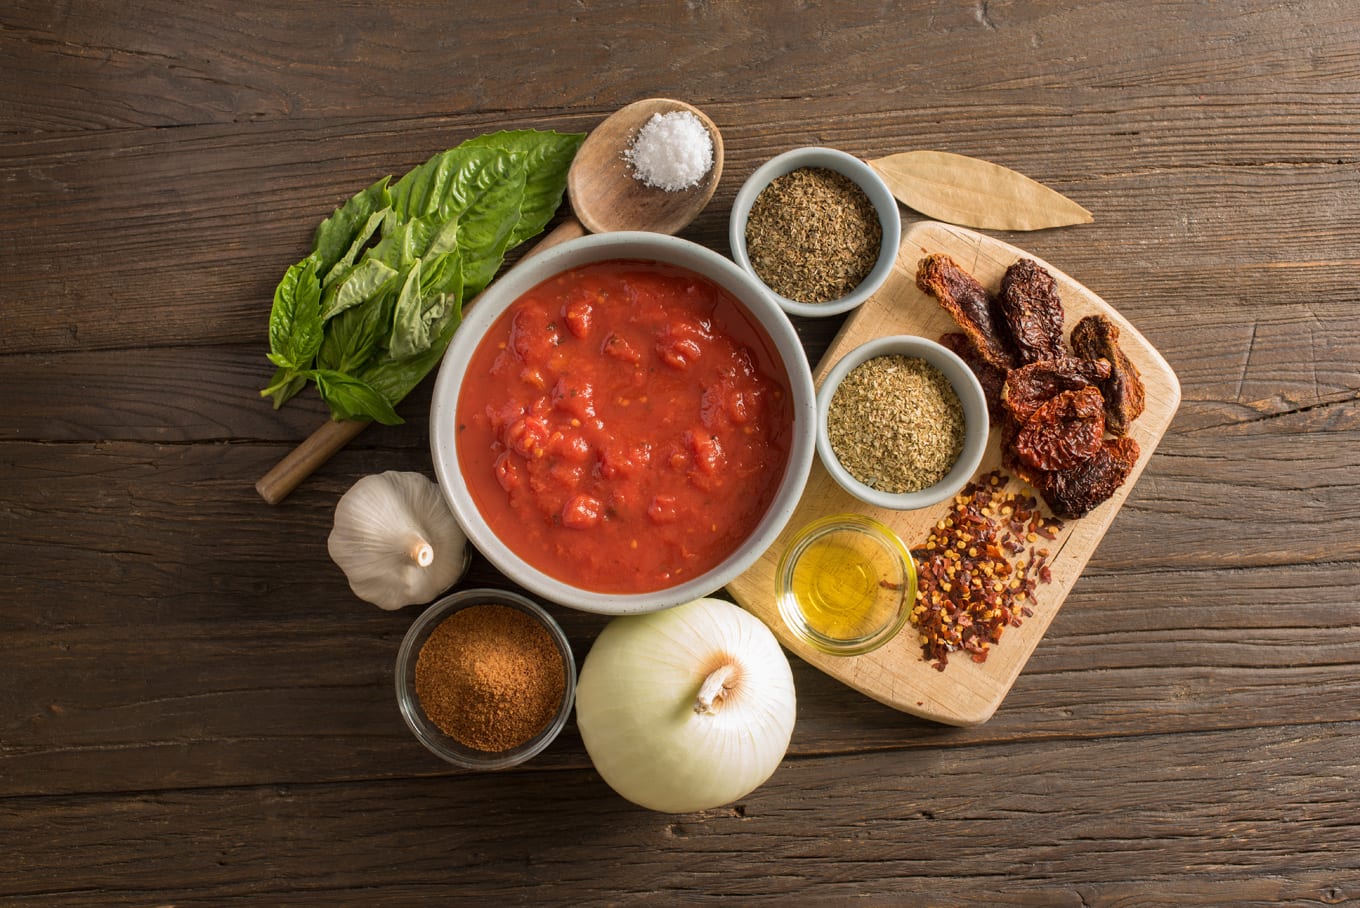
[729,146,902,318]
[428,232,816,615]
[817,335,989,511]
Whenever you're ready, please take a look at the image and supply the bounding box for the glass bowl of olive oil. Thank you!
[776,514,916,656]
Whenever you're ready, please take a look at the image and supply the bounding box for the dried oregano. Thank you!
[744,167,882,304]
[826,355,965,493]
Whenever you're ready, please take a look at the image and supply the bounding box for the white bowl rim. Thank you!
[729,145,902,318]
[815,334,989,510]
[429,231,817,615]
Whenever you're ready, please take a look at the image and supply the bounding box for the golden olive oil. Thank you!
[790,536,901,642]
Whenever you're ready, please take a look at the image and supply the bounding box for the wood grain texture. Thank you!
[3,0,1359,902]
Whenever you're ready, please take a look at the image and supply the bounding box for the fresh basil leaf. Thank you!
[310,369,403,425]
[388,260,426,360]
[263,129,581,419]
[389,253,465,361]
[322,206,390,289]
[358,303,463,407]
[266,256,323,371]
[458,159,528,295]
[260,365,308,409]
[317,286,395,375]
[463,130,585,246]
[322,257,399,321]
[312,177,391,275]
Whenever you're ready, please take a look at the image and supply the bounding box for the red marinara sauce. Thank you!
[456,259,793,594]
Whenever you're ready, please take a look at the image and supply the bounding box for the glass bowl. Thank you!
[395,588,576,770]
[729,146,902,318]
[817,334,989,511]
[776,514,917,656]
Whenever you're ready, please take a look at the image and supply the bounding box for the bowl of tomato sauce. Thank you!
[429,232,816,615]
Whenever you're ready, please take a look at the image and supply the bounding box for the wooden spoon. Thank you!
[256,98,724,505]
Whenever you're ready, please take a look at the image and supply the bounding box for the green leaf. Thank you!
[260,365,308,410]
[358,304,463,407]
[266,257,323,372]
[262,129,581,417]
[389,253,464,361]
[317,286,395,375]
[388,260,426,360]
[312,177,392,274]
[322,206,390,289]
[463,130,585,246]
[456,158,528,296]
[322,257,399,321]
[310,369,403,425]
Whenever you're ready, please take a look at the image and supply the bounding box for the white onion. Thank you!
[575,597,797,813]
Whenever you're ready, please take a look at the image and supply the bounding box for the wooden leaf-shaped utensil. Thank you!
[870,150,1093,231]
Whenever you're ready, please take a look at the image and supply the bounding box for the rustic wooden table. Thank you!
[4,2,1357,904]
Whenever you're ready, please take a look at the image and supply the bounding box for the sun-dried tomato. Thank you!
[939,332,1006,423]
[1032,435,1141,518]
[1070,314,1145,436]
[1001,358,1112,424]
[916,254,1015,370]
[998,258,1066,364]
[1014,387,1105,471]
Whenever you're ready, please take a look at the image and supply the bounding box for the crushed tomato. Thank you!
[456,260,793,593]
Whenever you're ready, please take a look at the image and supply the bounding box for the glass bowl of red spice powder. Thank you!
[395,588,576,770]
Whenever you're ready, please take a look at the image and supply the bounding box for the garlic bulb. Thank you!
[575,597,797,814]
[327,471,468,610]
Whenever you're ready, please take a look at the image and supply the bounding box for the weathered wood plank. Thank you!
[3,92,1358,354]
[4,274,1356,443]
[4,0,1357,133]
[2,723,1356,904]
[2,437,1357,796]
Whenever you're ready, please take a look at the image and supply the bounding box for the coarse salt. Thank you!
[624,111,713,192]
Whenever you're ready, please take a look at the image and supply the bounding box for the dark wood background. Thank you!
[3,1,1357,904]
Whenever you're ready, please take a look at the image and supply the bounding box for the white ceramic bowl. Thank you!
[429,232,817,615]
[816,335,989,510]
[729,146,902,318]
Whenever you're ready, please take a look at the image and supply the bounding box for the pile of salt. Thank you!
[624,111,714,192]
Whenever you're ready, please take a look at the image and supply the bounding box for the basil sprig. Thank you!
[261,129,585,424]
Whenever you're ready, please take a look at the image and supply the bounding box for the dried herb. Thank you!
[909,471,1062,670]
[745,167,882,303]
[871,150,1093,231]
[825,354,965,494]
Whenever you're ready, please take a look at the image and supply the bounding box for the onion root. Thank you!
[694,661,739,715]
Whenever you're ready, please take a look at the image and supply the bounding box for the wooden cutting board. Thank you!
[728,220,1181,726]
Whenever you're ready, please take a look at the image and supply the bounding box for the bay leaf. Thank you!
[870,150,1093,231]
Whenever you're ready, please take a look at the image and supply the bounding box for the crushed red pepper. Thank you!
[909,470,1062,670]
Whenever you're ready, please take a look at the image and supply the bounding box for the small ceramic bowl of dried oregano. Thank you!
[395,587,576,770]
[817,335,989,510]
[729,146,901,318]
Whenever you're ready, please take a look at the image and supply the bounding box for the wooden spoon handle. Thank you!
[255,216,588,504]
[255,418,369,505]
[523,216,587,257]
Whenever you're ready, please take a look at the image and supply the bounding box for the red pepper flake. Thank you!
[908,470,1063,670]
